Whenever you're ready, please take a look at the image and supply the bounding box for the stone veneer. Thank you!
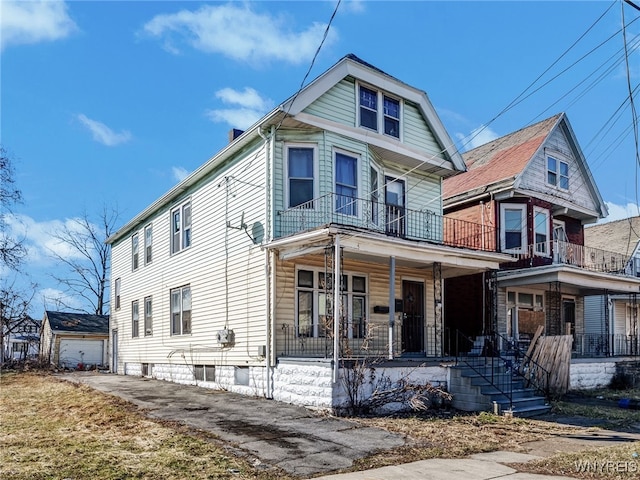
[569,360,617,389]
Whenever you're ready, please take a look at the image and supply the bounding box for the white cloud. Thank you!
[76,114,132,146]
[598,201,640,224]
[459,125,500,151]
[206,87,273,129]
[141,3,337,64]
[172,166,190,182]
[1,0,78,50]
[38,287,84,311]
[339,0,365,14]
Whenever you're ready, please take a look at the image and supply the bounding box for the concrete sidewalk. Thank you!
[59,372,638,480]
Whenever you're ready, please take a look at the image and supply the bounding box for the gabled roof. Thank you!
[444,114,561,201]
[108,54,464,245]
[584,216,640,256]
[44,311,109,335]
[443,113,607,219]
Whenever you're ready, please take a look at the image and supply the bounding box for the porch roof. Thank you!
[497,264,640,295]
[266,226,513,279]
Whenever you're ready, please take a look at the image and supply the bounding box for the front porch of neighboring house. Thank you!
[495,240,640,359]
[270,193,512,362]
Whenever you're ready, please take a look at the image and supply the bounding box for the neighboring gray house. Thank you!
[40,311,109,368]
[583,216,640,356]
[106,54,511,411]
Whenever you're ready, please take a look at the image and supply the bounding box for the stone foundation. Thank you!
[570,360,617,389]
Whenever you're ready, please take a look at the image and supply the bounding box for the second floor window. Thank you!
[144,296,153,336]
[132,234,139,271]
[335,152,358,216]
[288,146,315,208]
[547,156,569,190]
[501,204,526,253]
[144,224,153,265]
[534,207,549,255]
[171,285,191,335]
[132,300,139,338]
[171,202,192,254]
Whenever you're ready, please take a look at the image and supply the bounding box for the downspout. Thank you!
[259,126,274,398]
[333,235,341,383]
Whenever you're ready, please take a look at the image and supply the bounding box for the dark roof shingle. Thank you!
[45,311,109,334]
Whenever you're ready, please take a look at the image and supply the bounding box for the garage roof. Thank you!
[45,311,109,334]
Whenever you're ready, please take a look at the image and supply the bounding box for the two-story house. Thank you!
[582,216,640,356]
[443,113,640,354]
[107,54,512,411]
[2,316,40,362]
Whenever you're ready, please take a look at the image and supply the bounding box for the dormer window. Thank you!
[358,84,401,139]
[547,156,569,190]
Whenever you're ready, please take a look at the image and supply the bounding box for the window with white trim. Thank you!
[170,285,191,335]
[132,233,139,271]
[547,156,569,190]
[287,145,316,208]
[370,165,380,225]
[114,277,121,310]
[144,296,152,336]
[335,151,358,216]
[295,268,367,339]
[500,204,527,253]
[131,300,139,338]
[144,224,152,265]
[171,201,192,254]
[533,207,549,256]
[358,84,401,139]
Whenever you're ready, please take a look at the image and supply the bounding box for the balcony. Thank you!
[509,240,638,276]
[277,193,498,253]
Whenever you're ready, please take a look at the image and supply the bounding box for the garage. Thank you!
[58,339,105,367]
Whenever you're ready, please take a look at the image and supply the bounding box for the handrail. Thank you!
[491,331,551,399]
[455,330,513,411]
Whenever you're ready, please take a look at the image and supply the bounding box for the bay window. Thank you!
[335,152,358,216]
[287,146,315,208]
[534,207,550,255]
[500,204,526,253]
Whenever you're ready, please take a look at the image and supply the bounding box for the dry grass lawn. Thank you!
[3,372,640,480]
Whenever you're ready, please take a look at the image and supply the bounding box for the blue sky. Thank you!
[2,0,640,314]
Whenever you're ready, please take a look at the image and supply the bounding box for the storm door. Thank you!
[402,280,425,353]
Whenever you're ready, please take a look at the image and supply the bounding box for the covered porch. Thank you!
[268,226,512,361]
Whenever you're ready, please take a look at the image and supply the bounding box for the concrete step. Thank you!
[494,395,548,411]
[481,386,535,400]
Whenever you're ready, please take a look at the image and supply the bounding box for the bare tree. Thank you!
[0,280,36,362]
[49,206,119,315]
[0,146,26,270]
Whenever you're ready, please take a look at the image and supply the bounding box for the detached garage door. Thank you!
[58,339,105,367]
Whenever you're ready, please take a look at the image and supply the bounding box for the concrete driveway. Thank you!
[58,372,405,477]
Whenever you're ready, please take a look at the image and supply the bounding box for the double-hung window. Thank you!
[547,156,569,190]
[171,201,192,254]
[144,296,153,336]
[171,285,191,335]
[359,84,401,139]
[335,152,358,216]
[132,234,139,271]
[114,277,121,310]
[287,146,315,208]
[370,166,380,225]
[533,207,550,255]
[144,224,153,265]
[131,300,139,338]
[500,204,527,253]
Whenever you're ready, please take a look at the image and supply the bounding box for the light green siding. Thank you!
[303,78,356,127]
[403,102,442,156]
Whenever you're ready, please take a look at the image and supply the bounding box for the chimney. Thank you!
[228,129,244,143]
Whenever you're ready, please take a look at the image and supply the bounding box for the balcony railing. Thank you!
[510,240,637,276]
[573,333,640,357]
[277,193,498,253]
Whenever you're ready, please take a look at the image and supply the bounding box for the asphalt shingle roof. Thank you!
[45,311,109,334]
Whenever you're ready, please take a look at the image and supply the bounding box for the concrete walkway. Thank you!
[59,372,640,480]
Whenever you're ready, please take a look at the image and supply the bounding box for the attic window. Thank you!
[547,156,569,190]
[358,84,401,139]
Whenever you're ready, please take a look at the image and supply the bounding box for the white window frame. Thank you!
[500,204,527,253]
[533,207,550,256]
[114,277,121,310]
[170,201,192,255]
[144,224,153,266]
[334,148,361,218]
[131,300,139,338]
[369,163,381,226]
[144,296,152,336]
[357,82,403,140]
[294,266,368,339]
[170,285,191,335]
[284,143,318,209]
[546,155,569,190]
[132,233,139,271]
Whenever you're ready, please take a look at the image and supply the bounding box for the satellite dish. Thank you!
[251,222,264,245]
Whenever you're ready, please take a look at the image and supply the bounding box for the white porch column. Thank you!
[333,235,341,383]
[389,256,396,360]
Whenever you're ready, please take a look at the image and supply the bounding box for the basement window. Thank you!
[194,365,215,382]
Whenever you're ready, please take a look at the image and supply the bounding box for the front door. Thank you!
[402,280,424,353]
[385,177,405,237]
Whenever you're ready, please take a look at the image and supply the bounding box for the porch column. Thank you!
[389,256,396,360]
[333,235,342,383]
[433,262,442,357]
